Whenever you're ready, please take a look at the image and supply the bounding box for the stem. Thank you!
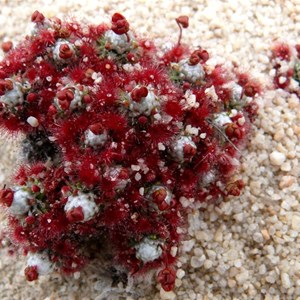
[177,23,182,46]
[125,32,130,43]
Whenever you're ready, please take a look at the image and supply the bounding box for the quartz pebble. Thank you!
[176,269,185,279]
[190,255,205,268]
[26,116,39,127]
[160,289,176,300]
[291,215,300,231]
[269,151,286,166]
[279,176,296,189]
[281,273,291,289]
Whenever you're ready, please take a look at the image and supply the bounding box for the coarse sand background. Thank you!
[0,0,299,299]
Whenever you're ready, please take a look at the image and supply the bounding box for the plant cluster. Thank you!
[271,42,300,97]
[0,12,259,291]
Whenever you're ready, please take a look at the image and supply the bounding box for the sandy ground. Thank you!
[0,1,299,299]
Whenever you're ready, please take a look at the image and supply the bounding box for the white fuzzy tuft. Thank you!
[53,39,75,62]
[84,129,108,148]
[214,112,232,127]
[170,136,197,162]
[0,82,24,107]
[129,89,159,116]
[178,59,205,83]
[65,192,98,222]
[27,253,53,275]
[104,166,130,190]
[149,185,172,205]
[9,187,30,215]
[135,238,163,263]
[104,30,134,54]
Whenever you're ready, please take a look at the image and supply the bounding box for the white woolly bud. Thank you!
[0,81,24,107]
[84,129,108,148]
[9,187,30,215]
[104,166,130,190]
[54,86,84,111]
[53,39,75,62]
[27,253,53,275]
[104,30,134,54]
[65,192,98,222]
[128,89,159,116]
[231,83,243,101]
[223,82,243,102]
[214,112,232,127]
[135,237,163,263]
[202,171,216,186]
[69,89,83,110]
[170,136,197,162]
[178,59,205,83]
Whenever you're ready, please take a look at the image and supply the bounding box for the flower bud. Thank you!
[31,185,40,193]
[189,49,209,65]
[225,123,244,139]
[244,82,260,97]
[66,206,85,223]
[61,185,71,196]
[0,188,14,207]
[25,252,54,280]
[57,89,74,101]
[157,267,176,292]
[152,188,167,203]
[25,215,35,225]
[59,43,74,59]
[58,99,70,110]
[0,79,13,96]
[24,265,39,281]
[131,86,148,102]
[26,93,38,103]
[118,168,129,180]
[138,115,148,125]
[175,16,189,28]
[189,53,200,65]
[296,44,300,59]
[111,13,129,35]
[183,143,197,157]
[127,52,136,62]
[83,94,92,104]
[53,40,75,62]
[226,180,244,196]
[1,41,13,53]
[48,104,57,115]
[31,11,45,23]
[149,185,172,211]
[171,136,197,162]
[88,123,103,135]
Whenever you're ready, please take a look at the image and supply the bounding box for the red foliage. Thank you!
[0,12,258,292]
[163,99,183,119]
[162,44,189,65]
[270,42,300,97]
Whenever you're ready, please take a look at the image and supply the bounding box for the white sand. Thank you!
[0,1,299,299]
